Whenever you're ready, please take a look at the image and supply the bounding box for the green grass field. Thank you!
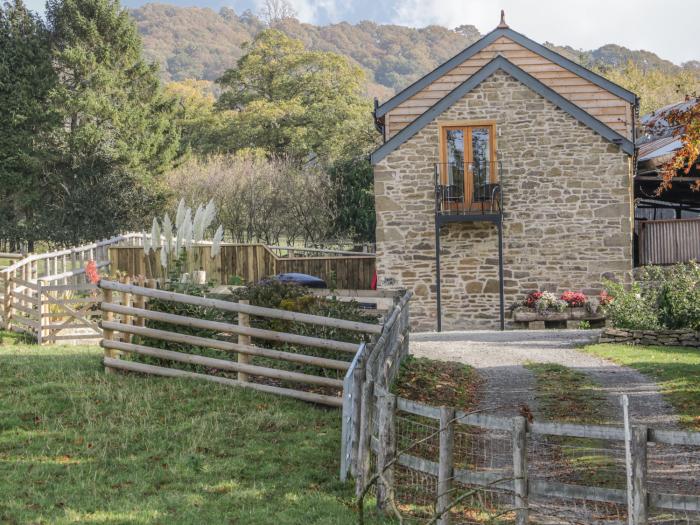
[0,332,390,524]
[584,343,700,429]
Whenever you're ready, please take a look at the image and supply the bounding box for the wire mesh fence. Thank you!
[352,389,700,525]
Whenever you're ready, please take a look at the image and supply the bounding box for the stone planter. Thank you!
[512,307,605,329]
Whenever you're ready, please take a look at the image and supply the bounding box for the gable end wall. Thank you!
[375,71,633,331]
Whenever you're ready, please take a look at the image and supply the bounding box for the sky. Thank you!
[24,0,698,65]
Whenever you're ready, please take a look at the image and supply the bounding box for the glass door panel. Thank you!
[444,128,465,204]
[471,127,491,202]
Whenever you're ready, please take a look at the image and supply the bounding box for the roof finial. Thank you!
[497,9,509,28]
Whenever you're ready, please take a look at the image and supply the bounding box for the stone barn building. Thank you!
[371,13,638,331]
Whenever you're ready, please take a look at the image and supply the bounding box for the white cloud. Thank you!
[393,0,496,30]
[390,0,699,65]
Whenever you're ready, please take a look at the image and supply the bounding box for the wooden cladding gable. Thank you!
[384,36,633,140]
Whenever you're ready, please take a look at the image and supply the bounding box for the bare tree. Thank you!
[259,0,297,26]
[166,154,339,247]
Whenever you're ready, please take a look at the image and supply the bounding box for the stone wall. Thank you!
[600,327,700,347]
[374,70,633,332]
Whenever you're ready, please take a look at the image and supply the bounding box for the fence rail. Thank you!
[97,279,386,407]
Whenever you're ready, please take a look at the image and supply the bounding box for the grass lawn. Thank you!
[584,343,700,430]
[392,356,481,410]
[0,331,390,525]
[524,362,612,424]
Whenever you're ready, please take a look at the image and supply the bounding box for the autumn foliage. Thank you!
[660,99,700,193]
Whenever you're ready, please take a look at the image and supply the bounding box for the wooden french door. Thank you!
[440,123,496,210]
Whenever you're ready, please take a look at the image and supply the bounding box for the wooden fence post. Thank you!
[133,276,146,328]
[376,391,397,511]
[2,273,11,330]
[437,406,456,525]
[237,299,251,382]
[512,416,529,525]
[103,288,115,374]
[122,276,133,342]
[350,363,365,478]
[356,378,375,498]
[400,301,410,359]
[630,425,649,525]
[36,280,47,345]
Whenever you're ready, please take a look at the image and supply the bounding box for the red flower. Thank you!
[599,290,614,306]
[560,290,587,307]
[85,260,100,284]
[524,291,543,308]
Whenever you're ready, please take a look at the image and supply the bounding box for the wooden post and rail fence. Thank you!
[344,337,700,524]
[0,233,144,343]
[0,233,377,344]
[95,279,395,407]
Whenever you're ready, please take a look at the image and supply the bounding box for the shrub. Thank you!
[603,262,700,331]
[602,278,661,330]
[654,262,700,330]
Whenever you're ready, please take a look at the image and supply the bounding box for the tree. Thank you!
[164,79,233,157]
[166,154,339,246]
[0,0,58,250]
[43,0,180,244]
[216,29,375,164]
[259,0,296,26]
[328,156,376,243]
[597,60,700,115]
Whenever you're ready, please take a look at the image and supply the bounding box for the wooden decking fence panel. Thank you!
[109,244,376,289]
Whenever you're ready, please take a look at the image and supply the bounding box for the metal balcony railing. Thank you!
[434,161,503,217]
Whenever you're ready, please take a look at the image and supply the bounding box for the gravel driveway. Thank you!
[410,329,678,428]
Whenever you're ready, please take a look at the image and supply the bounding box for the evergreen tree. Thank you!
[0,0,58,250]
[44,0,180,244]
[328,156,375,243]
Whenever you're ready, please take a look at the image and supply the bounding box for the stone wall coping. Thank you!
[599,327,700,347]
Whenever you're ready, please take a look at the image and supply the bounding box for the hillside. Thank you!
[131,3,699,102]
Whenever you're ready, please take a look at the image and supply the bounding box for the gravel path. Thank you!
[410,329,679,428]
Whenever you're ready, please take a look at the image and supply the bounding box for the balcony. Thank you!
[434,161,502,222]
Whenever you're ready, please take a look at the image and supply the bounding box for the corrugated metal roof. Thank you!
[638,136,682,162]
[638,97,699,144]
